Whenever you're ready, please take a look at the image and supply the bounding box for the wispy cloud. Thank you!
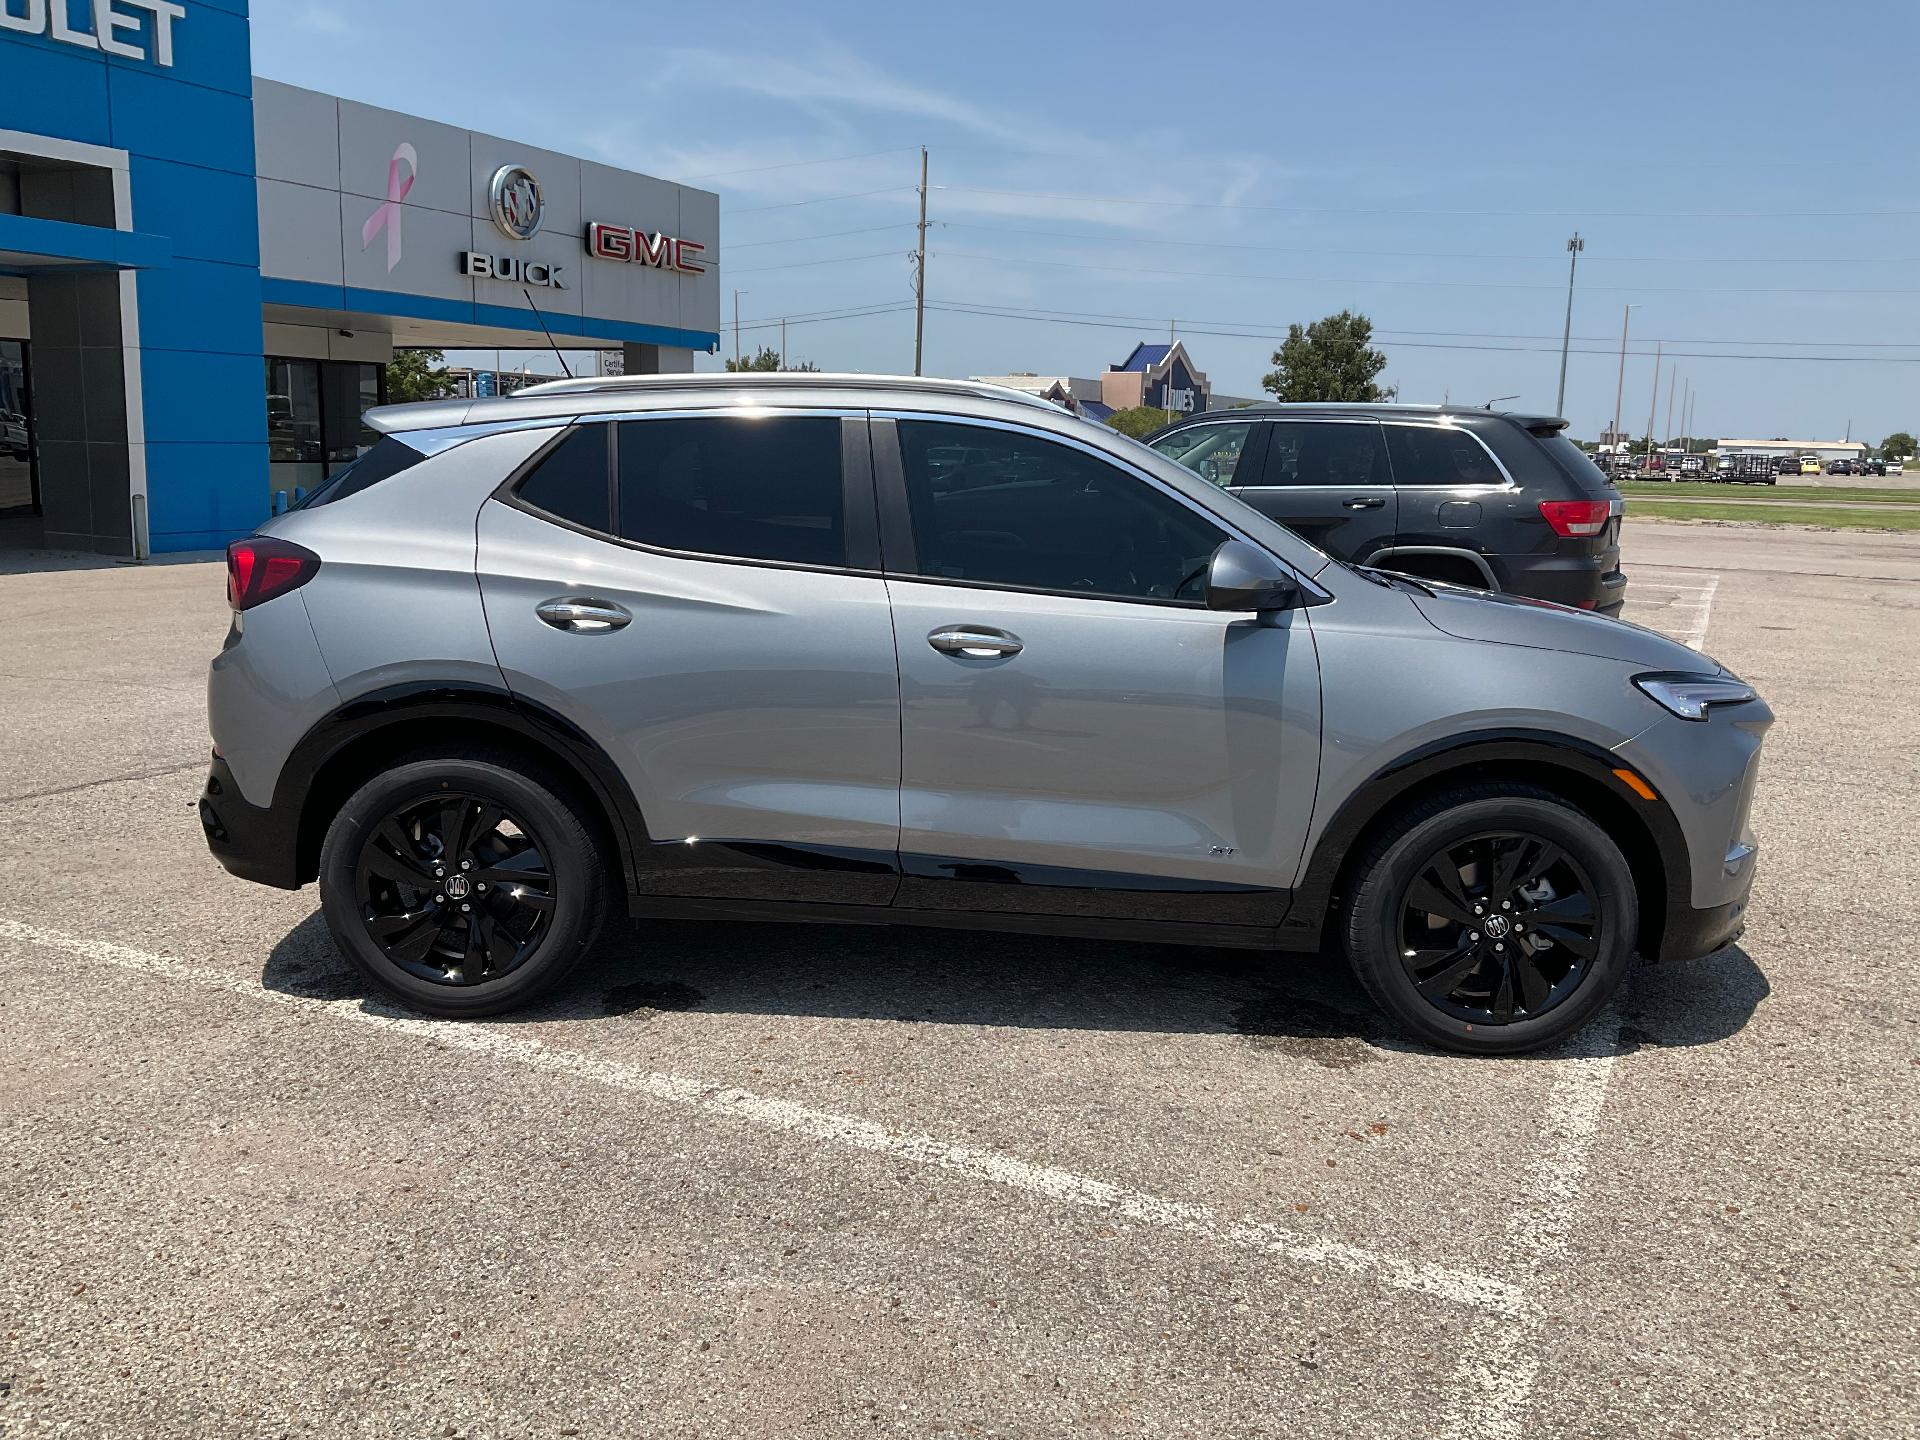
[290,5,350,36]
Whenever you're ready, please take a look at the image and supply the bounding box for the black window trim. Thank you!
[870,410,1307,613]
[494,408,885,578]
[1155,414,1518,493]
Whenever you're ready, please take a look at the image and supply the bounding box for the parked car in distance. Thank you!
[1827,459,1855,476]
[1799,457,1824,475]
[1886,461,1904,476]
[201,373,1768,1056]
[1773,456,1800,476]
[1860,460,1887,477]
[1147,404,1626,615]
[0,410,28,461]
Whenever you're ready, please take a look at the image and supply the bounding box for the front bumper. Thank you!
[200,751,303,890]
[1656,854,1756,962]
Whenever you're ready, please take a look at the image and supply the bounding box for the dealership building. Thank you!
[974,341,1257,424]
[1,1,720,555]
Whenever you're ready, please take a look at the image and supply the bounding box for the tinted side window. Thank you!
[617,416,844,567]
[515,424,610,532]
[1384,424,1505,487]
[1260,422,1391,488]
[291,435,426,509]
[897,420,1226,603]
[1149,421,1255,488]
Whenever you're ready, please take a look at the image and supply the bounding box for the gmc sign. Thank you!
[587,222,706,275]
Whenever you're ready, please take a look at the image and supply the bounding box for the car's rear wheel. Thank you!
[1341,784,1636,1055]
[318,749,610,1017]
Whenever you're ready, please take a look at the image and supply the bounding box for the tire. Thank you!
[1341,783,1636,1055]
[317,747,611,1017]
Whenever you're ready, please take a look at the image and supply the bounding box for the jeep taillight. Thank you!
[1538,499,1610,538]
[226,537,320,611]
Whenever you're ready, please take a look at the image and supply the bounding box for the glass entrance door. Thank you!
[0,340,36,518]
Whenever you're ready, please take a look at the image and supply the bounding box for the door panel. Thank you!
[477,499,901,903]
[1231,420,1397,562]
[887,581,1320,920]
[878,415,1322,924]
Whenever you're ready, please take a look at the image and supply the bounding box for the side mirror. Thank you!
[1204,539,1301,614]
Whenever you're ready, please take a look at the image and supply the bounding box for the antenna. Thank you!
[520,286,573,380]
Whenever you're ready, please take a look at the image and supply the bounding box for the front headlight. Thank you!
[1634,672,1758,721]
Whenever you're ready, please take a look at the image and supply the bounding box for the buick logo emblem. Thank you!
[488,165,545,242]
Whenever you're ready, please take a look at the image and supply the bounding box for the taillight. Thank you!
[226,537,320,611]
[1538,499,1610,538]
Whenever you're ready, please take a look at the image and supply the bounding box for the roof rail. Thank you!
[511,371,1062,411]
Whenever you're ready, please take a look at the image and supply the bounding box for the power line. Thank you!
[723,249,906,276]
[724,185,915,216]
[934,219,1920,267]
[895,297,1920,349]
[731,301,916,335]
[933,183,1920,220]
[923,302,1920,363]
[723,223,914,253]
[930,246,1920,296]
[671,147,915,183]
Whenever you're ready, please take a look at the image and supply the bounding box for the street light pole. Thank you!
[732,289,746,367]
[1556,232,1584,419]
[1611,304,1637,450]
[912,146,928,377]
[1645,341,1662,470]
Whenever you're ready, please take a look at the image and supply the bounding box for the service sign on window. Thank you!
[0,0,187,68]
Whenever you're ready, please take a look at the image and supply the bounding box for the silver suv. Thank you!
[202,374,1769,1054]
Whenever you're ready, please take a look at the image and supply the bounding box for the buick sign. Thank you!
[488,165,545,242]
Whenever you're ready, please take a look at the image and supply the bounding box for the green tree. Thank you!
[1881,430,1915,460]
[725,345,819,373]
[1103,405,1179,439]
[1260,310,1394,402]
[384,347,454,403]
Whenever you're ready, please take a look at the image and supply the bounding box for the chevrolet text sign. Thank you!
[0,0,186,67]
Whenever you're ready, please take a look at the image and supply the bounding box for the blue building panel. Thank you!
[126,158,261,267]
[101,1,254,97]
[107,66,257,173]
[0,36,114,144]
[144,440,272,550]
[136,256,263,356]
[138,347,268,445]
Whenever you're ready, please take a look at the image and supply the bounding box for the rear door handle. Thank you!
[1343,496,1386,510]
[928,625,1023,658]
[536,597,632,633]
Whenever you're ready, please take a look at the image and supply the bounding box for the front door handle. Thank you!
[928,625,1023,658]
[1343,496,1387,510]
[536,597,632,633]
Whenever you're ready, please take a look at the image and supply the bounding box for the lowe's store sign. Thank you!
[0,0,186,66]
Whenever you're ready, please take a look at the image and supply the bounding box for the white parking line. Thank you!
[1438,570,1720,1435]
[0,917,1528,1320]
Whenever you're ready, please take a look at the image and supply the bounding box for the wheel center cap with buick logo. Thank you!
[488,165,545,241]
[444,874,471,900]
[1482,913,1511,939]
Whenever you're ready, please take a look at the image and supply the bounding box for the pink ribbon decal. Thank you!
[360,142,418,273]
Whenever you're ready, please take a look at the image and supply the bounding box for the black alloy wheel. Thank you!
[355,792,555,987]
[1397,831,1601,1026]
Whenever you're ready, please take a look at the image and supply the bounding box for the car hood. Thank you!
[1407,581,1715,670]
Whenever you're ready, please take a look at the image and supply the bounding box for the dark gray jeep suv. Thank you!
[1147,405,1627,614]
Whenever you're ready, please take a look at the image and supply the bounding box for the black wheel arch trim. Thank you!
[267,682,656,893]
[1276,729,1692,955]
[1360,545,1500,590]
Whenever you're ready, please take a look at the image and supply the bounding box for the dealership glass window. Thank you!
[1150,421,1255,488]
[266,357,387,507]
[0,340,36,517]
[617,416,845,567]
[1260,422,1391,488]
[896,420,1225,602]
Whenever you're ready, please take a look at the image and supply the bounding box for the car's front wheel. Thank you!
[318,749,610,1017]
[1341,784,1637,1055]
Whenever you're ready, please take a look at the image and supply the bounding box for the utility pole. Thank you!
[780,316,787,370]
[1611,304,1636,449]
[1645,341,1662,468]
[1664,366,1677,448]
[912,146,928,377]
[732,289,745,367]
[1556,232,1584,419]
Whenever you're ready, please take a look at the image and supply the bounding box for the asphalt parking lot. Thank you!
[2,519,1916,1439]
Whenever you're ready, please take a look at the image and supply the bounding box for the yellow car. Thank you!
[1798,457,1823,475]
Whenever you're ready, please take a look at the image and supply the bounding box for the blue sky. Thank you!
[251,0,1919,444]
